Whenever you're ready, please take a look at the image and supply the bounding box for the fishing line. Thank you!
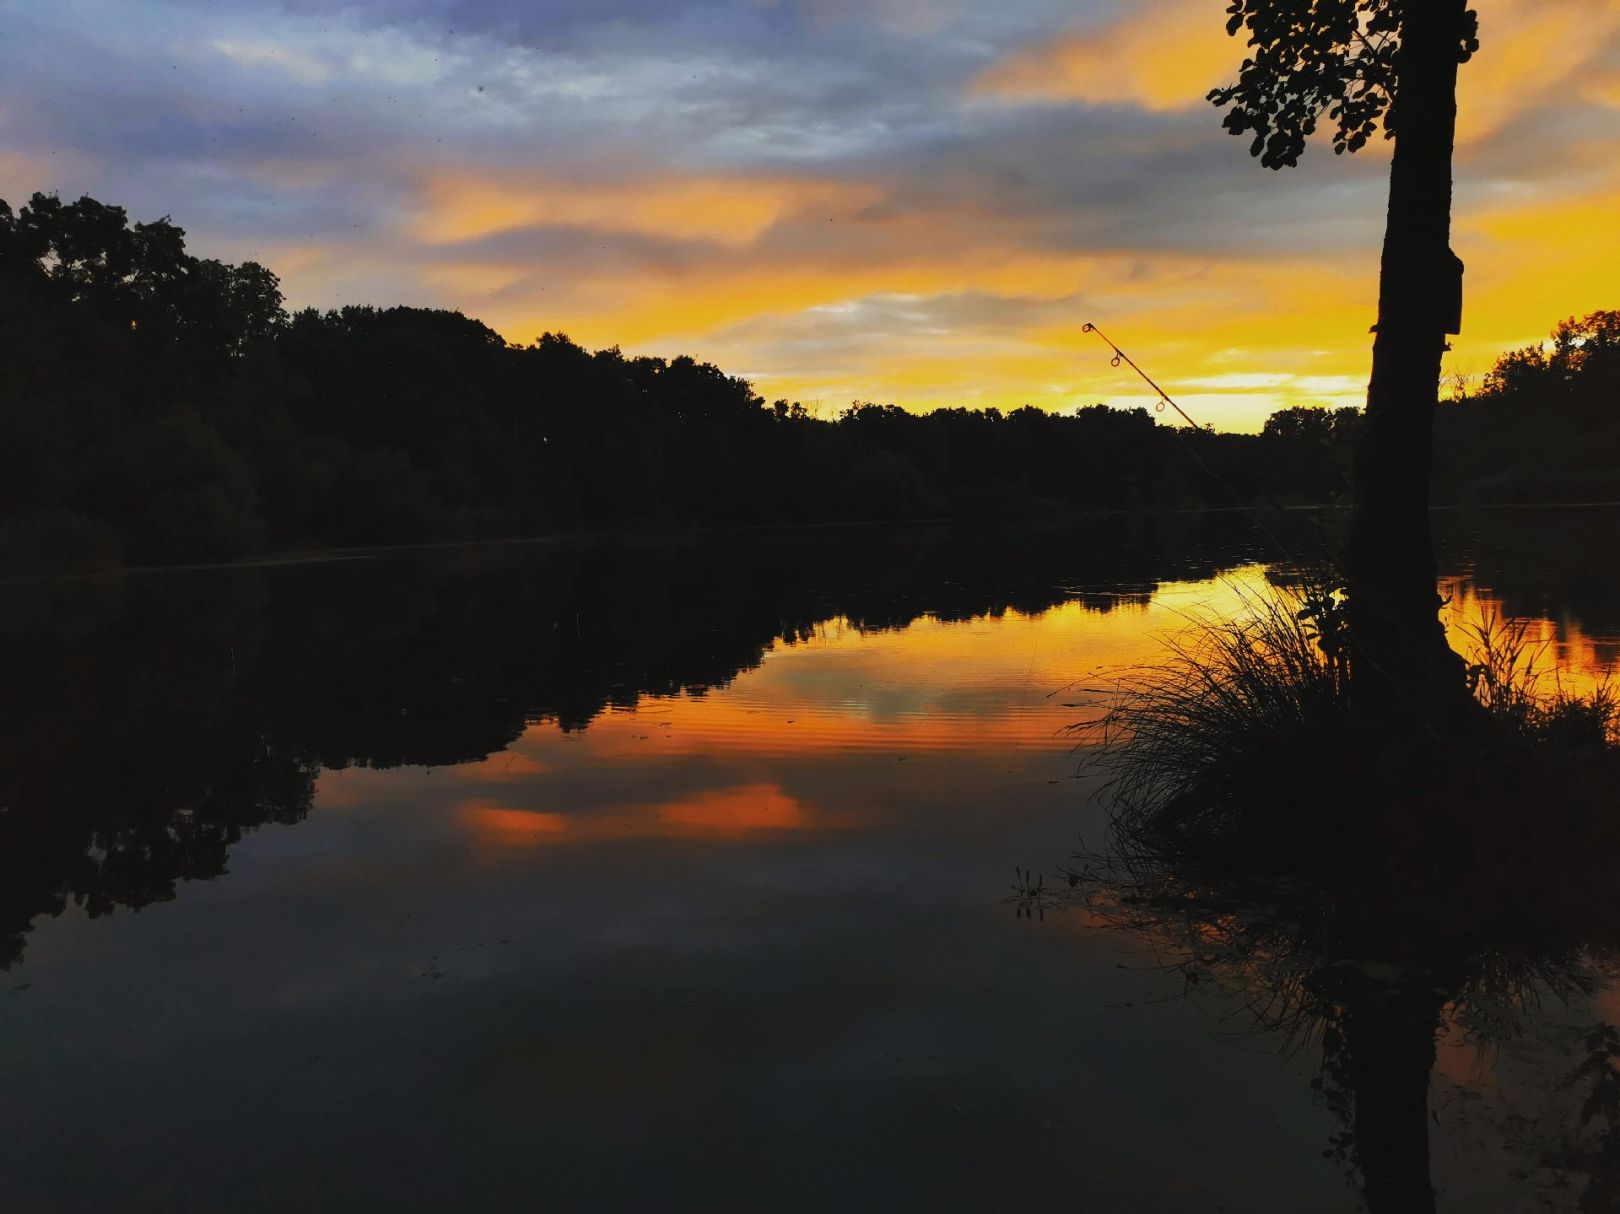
[1080,322,1346,575]
[1077,323,1446,735]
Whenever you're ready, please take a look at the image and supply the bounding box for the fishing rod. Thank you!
[1077,323,1453,736]
[1081,323,1205,432]
[1078,322,1326,571]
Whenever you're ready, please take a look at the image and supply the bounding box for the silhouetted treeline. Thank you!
[5,192,1613,572]
[1434,310,1620,505]
[0,193,1359,571]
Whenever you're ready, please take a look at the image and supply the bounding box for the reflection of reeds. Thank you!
[1071,583,1350,859]
[1462,609,1619,750]
[1043,579,1620,1056]
[1072,584,1619,865]
[1039,586,1620,1210]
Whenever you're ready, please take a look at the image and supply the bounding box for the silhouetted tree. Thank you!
[1211,1,1481,711]
[12,188,1606,576]
[1430,310,1620,507]
[1483,310,1620,401]
[1260,404,1358,444]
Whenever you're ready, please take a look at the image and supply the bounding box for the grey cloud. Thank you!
[425,222,725,279]
[1,0,1603,362]
[710,289,1090,365]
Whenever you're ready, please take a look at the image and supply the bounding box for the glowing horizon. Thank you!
[2,0,1616,431]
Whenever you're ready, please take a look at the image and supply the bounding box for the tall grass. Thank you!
[1080,582,1616,860]
[1077,583,1351,856]
[1461,608,1619,751]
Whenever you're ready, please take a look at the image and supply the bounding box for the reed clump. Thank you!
[1462,609,1619,752]
[1080,584,1619,877]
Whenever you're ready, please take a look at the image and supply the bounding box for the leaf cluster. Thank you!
[1208,0,1479,169]
[1,192,284,354]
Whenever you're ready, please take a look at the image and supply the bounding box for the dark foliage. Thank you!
[1209,0,1479,168]
[0,191,1364,572]
[4,191,1609,573]
[1434,311,1620,505]
[1043,575,1620,1210]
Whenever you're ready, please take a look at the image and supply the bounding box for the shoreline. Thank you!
[7,499,1620,586]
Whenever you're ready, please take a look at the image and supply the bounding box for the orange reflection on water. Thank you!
[1443,578,1619,697]
[411,567,1620,858]
[460,804,572,842]
[560,593,1200,758]
[460,783,813,849]
[460,752,550,782]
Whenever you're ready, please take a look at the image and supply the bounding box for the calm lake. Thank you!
[3,509,1618,1212]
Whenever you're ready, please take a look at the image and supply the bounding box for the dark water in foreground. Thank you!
[2,510,1618,1212]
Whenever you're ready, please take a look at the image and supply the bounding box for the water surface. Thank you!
[3,511,1617,1211]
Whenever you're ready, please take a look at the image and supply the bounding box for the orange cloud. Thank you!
[1457,0,1620,146]
[166,0,1619,436]
[1451,181,1620,372]
[972,0,1233,111]
[440,229,1376,429]
[411,169,877,250]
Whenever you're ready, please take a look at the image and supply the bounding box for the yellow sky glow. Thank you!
[14,0,1608,432]
[352,0,1616,430]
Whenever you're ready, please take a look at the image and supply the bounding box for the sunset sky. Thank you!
[3,0,1616,430]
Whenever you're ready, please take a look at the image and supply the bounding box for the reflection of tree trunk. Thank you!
[1347,0,1470,715]
[1339,977,1447,1214]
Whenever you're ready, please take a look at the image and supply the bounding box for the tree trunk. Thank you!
[1339,976,1447,1214]
[1347,0,1471,719]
